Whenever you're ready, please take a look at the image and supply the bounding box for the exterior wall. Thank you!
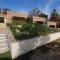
[47,21,57,28]
[12,12,28,19]
[11,32,60,59]
[0,11,57,28]
[33,16,46,23]
[0,11,28,23]
[0,13,13,23]
[6,11,28,23]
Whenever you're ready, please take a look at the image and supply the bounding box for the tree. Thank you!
[39,12,48,19]
[27,14,33,23]
[27,8,41,23]
[50,9,59,22]
[0,8,1,13]
[29,8,41,16]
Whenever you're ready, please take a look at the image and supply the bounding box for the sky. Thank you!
[0,0,60,16]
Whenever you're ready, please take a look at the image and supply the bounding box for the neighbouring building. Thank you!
[0,9,58,28]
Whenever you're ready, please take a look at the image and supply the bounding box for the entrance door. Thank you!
[0,17,4,23]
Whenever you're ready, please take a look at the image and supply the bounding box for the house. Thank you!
[0,9,58,28]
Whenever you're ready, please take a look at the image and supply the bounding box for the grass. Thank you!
[53,38,60,44]
[48,38,60,45]
[0,51,11,60]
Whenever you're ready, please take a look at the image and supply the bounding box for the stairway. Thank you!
[0,28,9,54]
[0,23,6,28]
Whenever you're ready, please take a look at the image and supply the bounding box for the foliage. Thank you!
[39,12,48,19]
[12,20,26,25]
[19,23,39,40]
[7,21,58,40]
[27,15,33,23]
[50,9,59,22]
[19,23,54,40]
[29,8,41,16]
[0,51,11,60]
[7,8,60,40]
[27,8,41,24]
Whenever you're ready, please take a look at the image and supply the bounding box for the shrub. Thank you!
[19,23,40,40]
[7,21,58,40]
[19,23,52,40]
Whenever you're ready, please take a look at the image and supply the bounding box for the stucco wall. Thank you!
[10,32,60,59]
[47,21,57,27]
[0,12,28,23]
[33,16,46,23]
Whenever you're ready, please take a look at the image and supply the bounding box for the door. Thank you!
[0,17,4,23]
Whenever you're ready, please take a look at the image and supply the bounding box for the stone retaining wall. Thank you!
[11,32,60,59]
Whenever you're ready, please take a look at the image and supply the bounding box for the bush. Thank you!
[7,21,58,40]
[19,23,52,40]
[12,20,26,25]
[19,23,40,40]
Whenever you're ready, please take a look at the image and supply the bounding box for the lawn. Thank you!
[0,51,11,60]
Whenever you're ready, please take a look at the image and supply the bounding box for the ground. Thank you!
[0,51,11,60]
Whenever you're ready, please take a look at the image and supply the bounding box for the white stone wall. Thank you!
[11,32,60,59]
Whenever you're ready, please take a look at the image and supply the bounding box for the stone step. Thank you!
[0,38,7,40]
[0,40,7,43]
[0,34,6,36]
[0,47,9,54]
[0,23,6,28]
[0,38,7,41]
[0,27,9,54]
[0,41,7,44]
[0,43,8,47]
[0,33,7,41]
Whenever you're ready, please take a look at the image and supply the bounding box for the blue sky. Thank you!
[0,0,60,16]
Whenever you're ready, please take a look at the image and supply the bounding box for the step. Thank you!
[0,47,9,54]
[0,40,7,44]
[0,43,8,47]
[0,39,7,41]
[0,38,7,40]
[0,34,7,40]
[0,34,6,36]
[0,23,6,28]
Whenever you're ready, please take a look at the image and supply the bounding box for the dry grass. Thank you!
[49,38,60,45]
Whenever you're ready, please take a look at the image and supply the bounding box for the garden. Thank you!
[7,20,58,40]
[7,8,60,41]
